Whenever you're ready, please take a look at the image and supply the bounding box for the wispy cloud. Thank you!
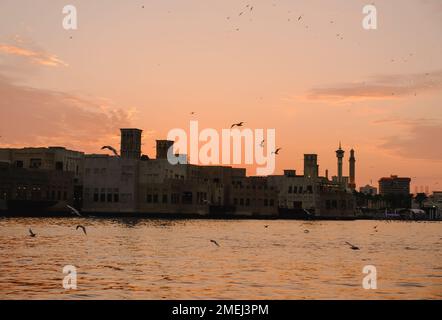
[304,71,442,103]
[375,118,442,161]
[0,41,68,67]
[0,75,136,152]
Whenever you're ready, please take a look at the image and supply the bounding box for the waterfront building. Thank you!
[0,162,75,213]
[379,175,411,196]
[360,184,378,196]
[267,154,356,218]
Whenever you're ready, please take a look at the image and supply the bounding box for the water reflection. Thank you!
[0,218,441,299]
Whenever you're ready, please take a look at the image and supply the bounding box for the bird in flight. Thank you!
[259,139,265,147]
[29,228,36,237]
[101,145,119,157]
[210,239,220,247]
[304,229,310,233]
[231,122,245,129]
[190,111,196,115]
[264,225,269,228]
[345,241,360,250]
[298,15,303,21]
[76,225,87,235]
[272,148,282,155]
[66,205,81,217]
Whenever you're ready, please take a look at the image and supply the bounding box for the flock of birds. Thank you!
[207,224,387,250]
[27,205,87,238]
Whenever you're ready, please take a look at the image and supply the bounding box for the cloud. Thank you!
[0,75,136,152]
[304,71,442,103]
[0,38,68,67]
[377,118,442,161]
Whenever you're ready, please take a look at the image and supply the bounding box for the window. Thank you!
[93,189,99,202]
[30,158,42,169]
[153,194,159,203]
[293,186,298,194]
[240,198,244,206]
[147,194,152,203]
[270,199,275,206]
[299,186,303,194]
[107,193,113,202]
[100,188,106,202]
[288,186,292,193]
[113,193,119,203]
[16,160,24,168]
[182,192,193,205]
[307,185,313,194]
[55,161,63,171]
[171,193,180,204]
[162,194,168,203]
[264,199,268,206]
[234,198,238,205]
[246,198,250,206]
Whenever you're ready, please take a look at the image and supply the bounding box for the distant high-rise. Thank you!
[304,154,318,179]
[349,149,356,191]
[120,128,142,159]
[156,140,174,159]
[335,142,345,185]
[379,175,411,196]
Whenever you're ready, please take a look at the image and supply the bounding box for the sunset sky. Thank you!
[0,0,441,191]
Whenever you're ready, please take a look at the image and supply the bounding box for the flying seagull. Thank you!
[298,15,303,21]
[345,241,360,250]
[29,228,36,237]
[304,229,310,233]
[76,225,87,235]
[66,205,82,217]
[264,225,269,228]
[272,148,282,155]
[259,139,265,147]
[231,122,245,129]
[190,111,196,115]
[210,239,220,247]
[101,145,119,157]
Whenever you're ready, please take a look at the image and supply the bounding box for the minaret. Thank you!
[335,142,345,186]
[349,149,356,190]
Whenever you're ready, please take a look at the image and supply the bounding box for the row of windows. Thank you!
[233,183,274,191]
[233,198,275,207]
[288,185,314,194]
[0,189,68,201]
[146,192,208,205]
[325,199,354,210]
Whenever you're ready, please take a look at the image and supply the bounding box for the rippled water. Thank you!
[0,217,441,299]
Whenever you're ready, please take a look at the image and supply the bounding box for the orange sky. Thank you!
[0,0,441,192]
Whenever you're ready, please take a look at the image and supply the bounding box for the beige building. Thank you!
[268,154,356,218]
[82,155,139,213]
